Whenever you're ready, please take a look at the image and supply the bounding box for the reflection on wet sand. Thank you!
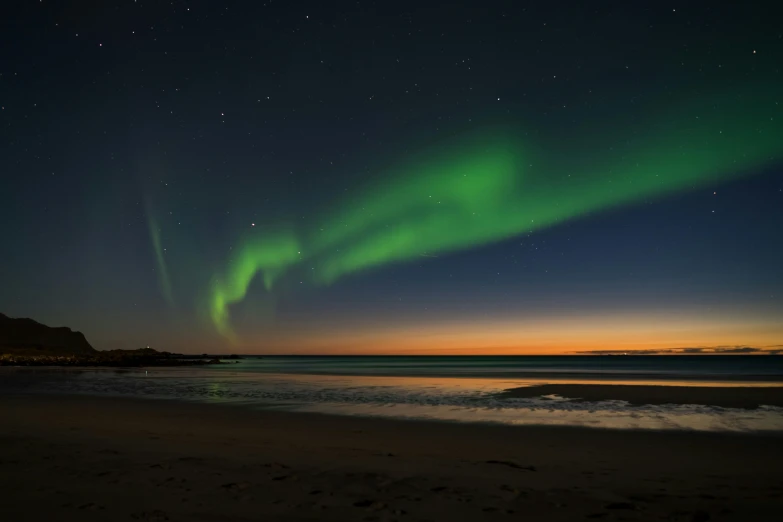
[3,368,783,432]
[495,383,783,408]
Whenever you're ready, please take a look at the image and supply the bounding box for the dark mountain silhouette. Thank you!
[0,313,96,355]
[0,314,230,366]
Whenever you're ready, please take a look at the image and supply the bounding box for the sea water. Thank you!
[2,355,782,432]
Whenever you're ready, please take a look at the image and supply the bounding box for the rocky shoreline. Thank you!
[0,348,241,367]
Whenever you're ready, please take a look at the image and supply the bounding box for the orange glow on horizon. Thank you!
[233,311,783,355]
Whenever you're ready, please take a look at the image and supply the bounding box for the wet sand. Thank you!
[1,394,782,521]
[496,384,783,408]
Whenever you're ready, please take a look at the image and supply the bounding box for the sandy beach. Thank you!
[1,394,782,522]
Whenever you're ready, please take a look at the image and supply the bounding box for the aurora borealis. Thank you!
[2,1,782,353]
[209,87,781,339]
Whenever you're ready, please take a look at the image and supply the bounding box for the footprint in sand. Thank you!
[264,462,290,469]
[131,510,169,521]
[176,456,205,463]
[77,502,105,511]
[605,502,638,510]
[221,482,251,491]
[353,500,387,511]
[484,460,537,471]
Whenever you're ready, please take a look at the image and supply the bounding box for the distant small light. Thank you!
[251,223,255,226]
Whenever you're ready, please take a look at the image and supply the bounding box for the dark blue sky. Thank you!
[1,1,781,353]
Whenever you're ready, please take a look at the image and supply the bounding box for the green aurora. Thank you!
[201,87,781,339]
[145,206,174,308]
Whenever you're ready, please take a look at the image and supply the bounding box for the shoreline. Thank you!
[6,392,783,437]
[0,356,230,368]
[1,394,782,521]
[234,370,783,382]
[4,367,783,411]
[496,383,783,409]
[3,369,783,433]
[8,388,783,434]
[7,364,783,383]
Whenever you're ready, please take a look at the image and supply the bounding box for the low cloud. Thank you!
[575,346,781,355]
[713,347,759,354]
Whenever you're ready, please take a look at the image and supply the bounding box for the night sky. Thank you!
[2,1,781,354]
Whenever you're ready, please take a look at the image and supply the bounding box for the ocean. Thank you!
[215,355,783,380]
[3,355,783,432]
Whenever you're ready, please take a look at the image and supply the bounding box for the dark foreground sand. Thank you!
[496,384,783,408]
[1,395,782,522]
